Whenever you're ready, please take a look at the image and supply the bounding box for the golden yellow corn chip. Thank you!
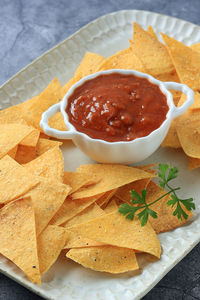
[36,138,62,156]
[146,181,193,233]
[20,129,40,148]
[75,52,105,78]
[64,171,100,195]
[162,33,200,91]
[66,246,139,273]
[64,229,105,249]
[72,164,153,199]
[190,43,200,52]
[23,78,63,130]
[7,145,18,159]
[26,178,71,235]
[0,123,34,159]
[48,112,66,131]
[37,225,67,275]
[63,203,104,228]
[0,155,39,204]
[24,147,64,183]
[162,120,181,148]
[15,144,36,164]
[0,197,41,284]
[96,189,117,207]
[147,25,158,39]
[50,193,104,226]
[69,211,161,258]
[104,198,118,213]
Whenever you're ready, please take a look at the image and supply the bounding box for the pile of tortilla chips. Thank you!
[0,22,196,283]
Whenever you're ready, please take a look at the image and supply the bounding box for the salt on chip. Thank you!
[26,178,71,235]
[0,123,34,159]
[50,193,104,226]
[0,155,39,204]
[162,33,200,91]
[72,164,153,199]
[36,138,62,156]
[145,181,193,233]
[37,225,67,275]
[64,229,105,249]
[64,171,100,195]
[98,47,146,72]
[63,203,105,228]
[69,211,161,258]
[24,147,64,183]
[23,78,63,130]
[0,197,41,284]
[66,246,139,274]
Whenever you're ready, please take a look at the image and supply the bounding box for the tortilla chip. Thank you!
[20,129,40,148]
[48,112,66,131]
[62,75,82,95]
[115,178,151,203]
[0,197,41,284]
[0,123,34,159]
[15,144,36,164]
[26,178,71,235]
[63,203,105,228]
[50,193,104,226]
[72,164,153,199]
[75,52,105,78]
[0,155,39,204]
[188,157,200,170]
[162,120,181,148]
[190,43,200,52]
[162,33,200,91]
[64,229,105,249]
[98,47,146,72]
[96,189,117,207]
[131,23,175,78]
[36,138,62,156]
[178,92,200,111]
[147,25,158,39]
[7,145,18,159]
[146,181,193,233]
[66,246,139,274]
[23,78,63,130]
[37,225,67,275]
[69,211,161,258]
[64,171,101,195]
[24,147,64,183]
[176,109,200,158]
[104,198,118,213]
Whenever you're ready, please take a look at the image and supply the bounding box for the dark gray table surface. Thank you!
[1,0,200,299]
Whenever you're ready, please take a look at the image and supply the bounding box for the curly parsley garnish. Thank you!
[118,163,196,226]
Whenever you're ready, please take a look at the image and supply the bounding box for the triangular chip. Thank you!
[48,112,66,131]
[0,197,40,284]
[64,171,100,195]
[0,123,34,159]
[66,246,139,273]
[75,52,105,78]
[0,155,39,204]
[145,181,193,233]
[104,198,118,213]
[63,203,104,228]
[15,144,36,164]
[37,225,67,275]
[24,147,64,183]
[98,47,146,72]
[50,193,104,226]
[26,178,71,235]
[131,23,175,78]
[23,78,63,130]
[20,129,40,148]
[147,25,158,39]
[36,138,62,157]
[8,145,18,159]
[64,229,105,249]
[162,120,181,148]
[162,33,200,91]
[72,164,153,199]
[96,189,117,207]
[69,211,161,258]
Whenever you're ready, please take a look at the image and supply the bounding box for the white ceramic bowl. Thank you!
[40,70,194,164]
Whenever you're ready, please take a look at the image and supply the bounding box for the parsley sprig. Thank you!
[118,163,196,226]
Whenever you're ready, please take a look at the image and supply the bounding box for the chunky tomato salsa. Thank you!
[66,73,169,142]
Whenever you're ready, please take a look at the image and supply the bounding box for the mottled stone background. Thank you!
[1,0,200,299]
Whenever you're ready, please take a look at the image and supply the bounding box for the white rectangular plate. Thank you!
[1,10,200,300]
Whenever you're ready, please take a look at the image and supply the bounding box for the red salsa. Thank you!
[66,73,169,142]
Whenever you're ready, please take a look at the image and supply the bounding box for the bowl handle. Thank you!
[40,103,74,139]
[163,82,194,119]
